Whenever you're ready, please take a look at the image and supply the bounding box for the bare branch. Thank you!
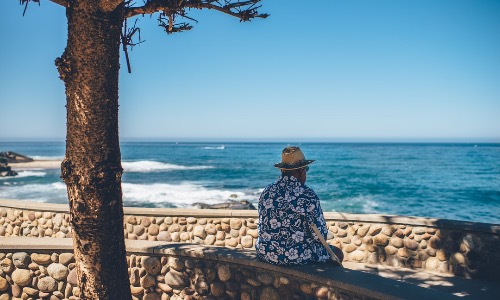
[125,0,269,21]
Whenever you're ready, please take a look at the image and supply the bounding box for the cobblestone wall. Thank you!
[0,250,363,300]
[1,204,499,280]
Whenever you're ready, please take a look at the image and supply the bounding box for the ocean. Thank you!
[1,142,499,224]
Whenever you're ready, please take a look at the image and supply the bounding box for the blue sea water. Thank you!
[1,142,499,224]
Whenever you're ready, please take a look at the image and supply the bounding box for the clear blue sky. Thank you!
[1,0,499,142]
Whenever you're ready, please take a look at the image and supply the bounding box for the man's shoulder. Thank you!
[302,185,320,200]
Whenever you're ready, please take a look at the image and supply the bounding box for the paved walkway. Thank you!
[344,261,500,299]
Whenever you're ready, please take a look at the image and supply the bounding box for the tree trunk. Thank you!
[57,1,131,299]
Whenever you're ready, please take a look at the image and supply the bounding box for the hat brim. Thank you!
[274,160,315,170]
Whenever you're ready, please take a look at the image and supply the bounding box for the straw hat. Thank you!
[274,146,315,170]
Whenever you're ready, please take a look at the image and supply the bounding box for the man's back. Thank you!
[255,175,330,265]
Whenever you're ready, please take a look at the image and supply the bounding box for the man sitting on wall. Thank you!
[256,146,343,265]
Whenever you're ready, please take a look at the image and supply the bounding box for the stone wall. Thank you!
[1,240,387,300]
[1,200,499,281]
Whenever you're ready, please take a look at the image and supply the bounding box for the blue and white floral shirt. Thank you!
[255,175,330,265]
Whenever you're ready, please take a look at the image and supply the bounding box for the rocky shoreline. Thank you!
[0,151,34,177]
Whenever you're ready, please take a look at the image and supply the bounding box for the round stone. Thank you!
[437,249,447,261]
[357,225,370,237]
[374,234,389,246]
[0,276,8,292]
[12,268,32,286]
[404,238,419,251]
[208,281,225,297]
[127,216,137,225]
[398,248,410,258]
[390,237,404,248]
[130,285,143,296]
[23,286,39,296]
[425,257,439,270]
[300,283,313,294]
[193,226,206,239]
[157,231,171,242]
[143,257,161,275]
[47,263,69,281]
[413,227,426,235]
[384,246,397,255]
[217,265,231,281]
[164,217,173,225]
[164,269,188,288]
[450,252,466,265]
[205,224,217,235]
[140,274,156,288]
[134,225,145,236]
[148,224,160,236]
[315,287,329,299]
[168,257,184,271]
[204,235,216,245]
[180,232,190,241]
[350,250,365,262]
[241,236,253,248]
[12,252,30,268]
[67,269,78,285]
[368,226,382,236]
[1,258,14,273]
[141,218,151,227]
[59,253,75,265]
[257,273,273,285]
[259,286,279,300]
[53,215,63,226]
[429,236,441,248]
[230,218,242,230]
[194,277,209,295]
[171,232,180,242]
[343,244,356,253]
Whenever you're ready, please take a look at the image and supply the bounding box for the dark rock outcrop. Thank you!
[0,151,32,177]
[0,151,34,163]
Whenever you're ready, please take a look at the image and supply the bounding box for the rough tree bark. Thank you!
[56,1,131,299]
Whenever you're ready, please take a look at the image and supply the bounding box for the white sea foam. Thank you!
[122,182,259,207]
[0,170,46,180]
[203,145,225,150]
[31,155,65,160]
[122,161,213,173]
[0,182,67,202]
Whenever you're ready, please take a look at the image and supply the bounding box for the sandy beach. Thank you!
[9,160,62,170]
